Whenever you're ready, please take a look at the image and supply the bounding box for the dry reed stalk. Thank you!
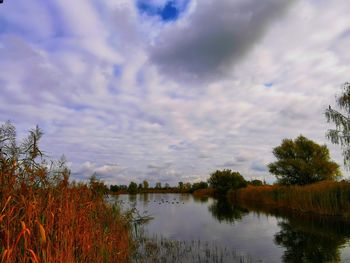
[230,181,350,218]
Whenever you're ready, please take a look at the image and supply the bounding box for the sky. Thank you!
[0,0,350,186]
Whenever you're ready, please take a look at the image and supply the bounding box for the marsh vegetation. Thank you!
[0,122,131,262]
[117,193,350,262]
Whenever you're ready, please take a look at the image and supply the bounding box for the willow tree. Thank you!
[325,82,350,167]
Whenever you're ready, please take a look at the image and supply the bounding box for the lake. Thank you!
[115,193,350,262]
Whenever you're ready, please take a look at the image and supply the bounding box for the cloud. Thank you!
[149,0,295,82]
[250,161,268,173]
[0,0,350,187]
[72,162,127,184]
[217,161,236,168]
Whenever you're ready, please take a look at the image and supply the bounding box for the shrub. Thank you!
[208,169,247,195]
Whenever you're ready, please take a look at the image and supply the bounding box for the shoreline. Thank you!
[113,181,350,221]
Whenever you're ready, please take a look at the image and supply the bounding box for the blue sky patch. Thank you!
[264,82,273,88]
[136,0,189,22]
[113,64,123,78]
[160,2,179,21]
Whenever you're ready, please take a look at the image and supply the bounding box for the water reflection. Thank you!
[128,194,137,202]
[208,198,248,223]
[193,195,209,203]
[115,194,350,262]
[274,215,350,263]
[179,194,190,202]
[140,193,149,203]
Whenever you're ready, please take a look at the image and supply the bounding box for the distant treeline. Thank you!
[109,181,210,194]
[109,176,265,195]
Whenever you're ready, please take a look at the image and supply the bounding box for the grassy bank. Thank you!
[228,181,350,218]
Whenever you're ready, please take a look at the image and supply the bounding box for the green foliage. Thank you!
[208,169,247,195]
[191,181,208,192]
[326,82,350,167]
[155,182,161,189]
[248,179,263,186]
[110,184,120,192]
[128,181,138,194]
[268,135,341,185]
[178,181,184,189]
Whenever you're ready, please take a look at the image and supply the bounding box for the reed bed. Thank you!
[230,181,350,218]
[192,188,216,198]
[0,123,131,263]
[0,171,131,263]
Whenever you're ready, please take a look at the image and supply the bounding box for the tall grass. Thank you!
[229,181,350,218]
[0,123,131,262]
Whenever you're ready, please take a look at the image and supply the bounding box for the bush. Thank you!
[208,169,247,195]
[191,181,208,192]
[248,179,263,186]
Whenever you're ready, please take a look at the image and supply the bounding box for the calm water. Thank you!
[115,193,350,262]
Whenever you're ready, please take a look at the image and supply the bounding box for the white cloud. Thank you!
[0,0,350,186]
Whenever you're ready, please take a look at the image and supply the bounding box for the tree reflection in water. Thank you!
[208,198,248,223]
[128,194,137,202]
[274,215,350,263]
[193,195,209,203]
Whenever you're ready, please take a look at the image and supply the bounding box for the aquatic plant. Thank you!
[0,122,131,262]
[133,235,252,263]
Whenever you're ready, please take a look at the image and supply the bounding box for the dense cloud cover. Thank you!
[0,0,349,185]
[149,0,294,82]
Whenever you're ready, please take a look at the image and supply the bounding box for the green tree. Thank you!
[110,184,120,193]
[155,182,161,189]
[208,169,247,195]
[143,180,149,189]
[128,181,138,194]
[268,135,341,185]
[326,82,350,167]
[178,181,184,190]
[191,181,208,192]
[248,179,263,186]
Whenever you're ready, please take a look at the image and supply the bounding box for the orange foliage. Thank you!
[193,188,216,197]
[0,123,131,263]
[0,180,131,263]
[229,181,350,218]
